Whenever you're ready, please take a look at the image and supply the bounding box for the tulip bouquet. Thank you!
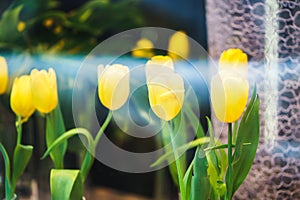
[0,57,34,200]
[152,49,260,200]
[41,64,130,200]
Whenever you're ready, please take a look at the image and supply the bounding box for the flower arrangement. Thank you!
[0,47,260,200]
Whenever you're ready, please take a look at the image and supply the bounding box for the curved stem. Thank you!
[81,111,113,181]
[168,121,186,200]
[94,111,113,145]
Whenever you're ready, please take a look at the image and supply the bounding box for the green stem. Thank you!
[0,143,12,200]
[227,123,233,199]
[94,111,113,145]
[168,121,186,200]
[80,111,113,181]
[16,115,22,145]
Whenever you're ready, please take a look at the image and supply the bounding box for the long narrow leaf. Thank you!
[46,105,67,168]
[11,144,33,192]
[0,143,12,199]
[183,159,194,200]
[42,128,93,160]
[191,148,211,200]
[231,88,260,196]
[50,169,83,200]
[151,137,210,168]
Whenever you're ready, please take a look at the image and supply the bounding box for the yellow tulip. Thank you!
[168,31,189,60]
[30,68,58,113]
[98,64,130,110]
[132,38,154,59]
[0,56,8,94]
[145,55,174,82]
[218,48,248,79]
[211,48,249,123]
[10,75,35,118]
[148,73,184,121]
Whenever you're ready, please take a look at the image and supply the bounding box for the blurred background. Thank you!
[0,0,209,199]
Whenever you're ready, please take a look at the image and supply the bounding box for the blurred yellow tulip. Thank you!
[30,68,58,113]
[145,55,174,82]
[148,73,184,121]
[10,75,35,118]
[0,56,8,94]
[98,64,130,110]
[168,31,189,60]
[211,48,249,123]
[132,38,154,59]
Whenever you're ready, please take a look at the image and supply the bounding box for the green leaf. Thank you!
[42,128,94,160]
[231,88,260,196]
[11,144,33,192]
[151,137,210,168]
[46,105,67,168]
[161,122,179,187]
[191,148,211,200]
[50,169,83,200]
[0,143,12,199]
[0,5,23,43]
[183,159,194,200]
[205,118,226,198]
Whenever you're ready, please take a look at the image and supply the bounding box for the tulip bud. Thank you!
[168,31,189,60]
[148,73,184,121]
[0,56,8,94]
[211,48,249,123]
[98,64,130,110]
[10,75,35,118]
[30,68,58,113]
[145,55,174,82]
[218,48,248,79]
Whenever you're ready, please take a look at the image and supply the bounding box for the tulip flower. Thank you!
[10,75,35,118]
[132,38,154,58]
[30,68,58,113]
[168,31,189,60]
[98,64,130,110]
[147,73,184,121]
[145,55,174,82]
[211,48,249,123]
[0,56,8,94]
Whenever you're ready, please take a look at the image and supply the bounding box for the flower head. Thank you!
[148,73,184,121]
[168,31,189,60]
[0,56,8,94]
[132,38,154,58]
[10,75,35,118]
[30,68,58,113]
[145,55,174,82]
[211,48,249,123]
[98,64,130,110]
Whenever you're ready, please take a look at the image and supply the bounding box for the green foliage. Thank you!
[0,143,12,199]
[11,144,33,192]
[50,169,83,200]
[230,87,260,197]
[46,105,67,169]
[0,5,23,48]
[0,0,145,54]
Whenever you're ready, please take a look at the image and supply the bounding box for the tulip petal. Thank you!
[148,73,184,121]
[98,64,130,110]
[10,76,35,118]
[0,56,8,94]
[30,68,58,113]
